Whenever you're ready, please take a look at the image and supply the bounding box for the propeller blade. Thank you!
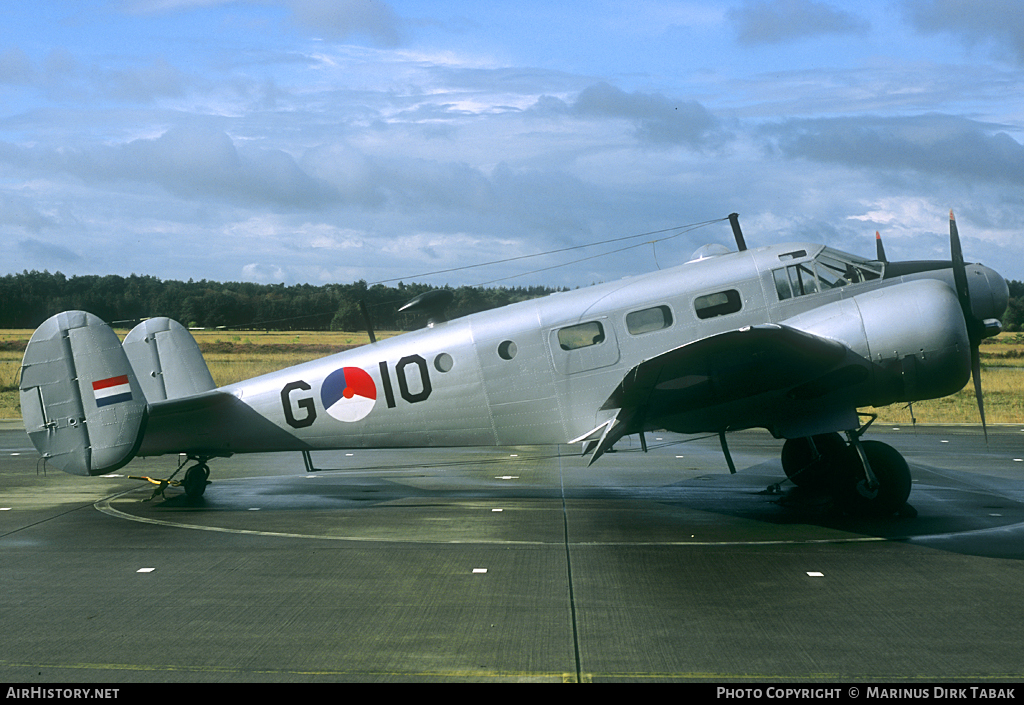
[950,210,989,444]
[875,231,887,263]
[949,210,971,314]
[971,346,989,444]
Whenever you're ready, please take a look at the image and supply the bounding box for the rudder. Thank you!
[123,317,215,402]
[20,311,147,476]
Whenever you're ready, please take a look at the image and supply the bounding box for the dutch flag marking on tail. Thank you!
[92,375,133,407]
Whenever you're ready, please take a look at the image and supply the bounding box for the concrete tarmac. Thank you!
[2,420,1024,682]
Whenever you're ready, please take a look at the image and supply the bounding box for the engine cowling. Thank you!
[781,278,972,408]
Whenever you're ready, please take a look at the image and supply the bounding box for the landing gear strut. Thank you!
[834,435,911,517]
[779,417,912,517]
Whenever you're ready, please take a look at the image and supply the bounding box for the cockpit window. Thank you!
[816,251,881,288]
[774,248,882,301]
[815,254,851,289]
[773,263,817,300]
[778,249,807,261]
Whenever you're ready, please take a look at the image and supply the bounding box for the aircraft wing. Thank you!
[583,324,850,463]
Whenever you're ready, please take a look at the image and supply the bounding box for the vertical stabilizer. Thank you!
[20,311,147,476]
[123,318,215,402]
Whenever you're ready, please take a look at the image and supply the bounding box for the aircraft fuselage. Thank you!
[136,241,1006,459]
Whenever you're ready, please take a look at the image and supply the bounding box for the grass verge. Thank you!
[3,329,1022,424]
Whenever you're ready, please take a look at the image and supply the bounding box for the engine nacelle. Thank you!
[781,279,972,408]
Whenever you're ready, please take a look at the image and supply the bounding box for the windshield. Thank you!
[773,248,882,301]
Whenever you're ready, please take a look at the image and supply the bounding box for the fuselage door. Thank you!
[549,318,621,374]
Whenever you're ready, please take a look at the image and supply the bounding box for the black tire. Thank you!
[183,463,209,499]
[834,441,911,517]
[781,432,845,489]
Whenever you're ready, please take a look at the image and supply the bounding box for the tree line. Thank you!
[2,269,1022,332]
[0,270,564,332]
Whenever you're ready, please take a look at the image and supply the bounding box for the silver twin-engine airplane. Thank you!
[19,212,1009,516]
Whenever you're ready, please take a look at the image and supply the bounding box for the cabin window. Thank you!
[694,290,742,320]
[497,340,518,360]
[626,305,673,335]
[434,353,454,372]
[557,321,605,350]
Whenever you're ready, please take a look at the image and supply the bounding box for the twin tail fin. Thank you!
[19,312,213,476]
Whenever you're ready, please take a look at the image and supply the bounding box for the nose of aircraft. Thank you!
[966,263,1009,325]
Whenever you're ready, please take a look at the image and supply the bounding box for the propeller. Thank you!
[948,210,988,442]
[875,231,887,263]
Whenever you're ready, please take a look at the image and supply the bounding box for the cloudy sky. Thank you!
[2,0,1023,289]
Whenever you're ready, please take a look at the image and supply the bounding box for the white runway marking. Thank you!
[93,486,890,547]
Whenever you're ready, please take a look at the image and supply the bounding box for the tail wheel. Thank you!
[183,463,210,499]
[781,433,845,489]
[835,441,911,517]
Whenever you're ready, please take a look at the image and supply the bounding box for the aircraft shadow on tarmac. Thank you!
[631,459,1024,560]
[132,450,1024,561]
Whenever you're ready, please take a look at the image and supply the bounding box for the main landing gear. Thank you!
[778,417,913,517]
[128,456,211,501]
[182,461,211,499]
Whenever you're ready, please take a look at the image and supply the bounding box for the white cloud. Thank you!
[1,1,1023,288]
[242,262,286,282]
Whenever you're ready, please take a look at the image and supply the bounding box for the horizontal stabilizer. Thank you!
[20,311,147,476]
[123,318,215,402]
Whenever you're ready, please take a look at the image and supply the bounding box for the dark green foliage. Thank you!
[1004,280,1024,332]
[3,269,1020,332]
[0,271,564,331]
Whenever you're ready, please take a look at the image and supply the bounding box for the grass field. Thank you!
[0,328,400,420]
[3,328,1022,424]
